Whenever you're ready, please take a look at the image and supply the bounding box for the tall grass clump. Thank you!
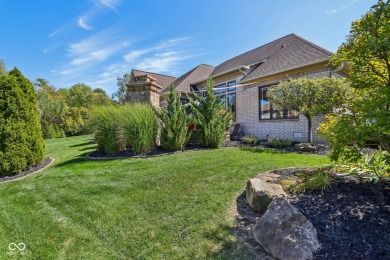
[189,79,232,148]
[123,103,158,155]
[157,85,191,151]
[87,105,126,154]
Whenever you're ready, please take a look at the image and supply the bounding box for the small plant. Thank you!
[241,135,258,145]
[291,170,331,193]
[267,137,292,148]
[336,150,390,182]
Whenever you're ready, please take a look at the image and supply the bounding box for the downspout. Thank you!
[330,62,344,77]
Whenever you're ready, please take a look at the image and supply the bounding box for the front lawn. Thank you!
[0,136,328,259]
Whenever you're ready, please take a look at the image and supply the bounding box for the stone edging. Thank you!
[0,158,54,184]
[85,148,205,160]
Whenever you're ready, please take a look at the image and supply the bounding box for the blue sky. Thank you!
[0,0,376,95]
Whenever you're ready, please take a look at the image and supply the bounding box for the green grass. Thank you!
[0,136,328,259]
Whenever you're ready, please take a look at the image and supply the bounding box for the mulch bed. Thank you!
[234,168,390,259]
[87,144,203,159]
[0,157,53,183]
[222,140,330,156]
[88,140,329,160]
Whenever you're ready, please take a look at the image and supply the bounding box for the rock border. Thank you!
[0,157,54,184]
[231,167,319,259]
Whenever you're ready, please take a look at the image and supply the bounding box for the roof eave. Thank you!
[239,57,331,84]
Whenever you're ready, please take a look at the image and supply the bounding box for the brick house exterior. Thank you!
[126,34,348,142]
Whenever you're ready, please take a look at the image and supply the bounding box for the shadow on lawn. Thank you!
[54,151,91,168]
[206,222,256,259]
[69,140,94,148]
[239,147,287,154]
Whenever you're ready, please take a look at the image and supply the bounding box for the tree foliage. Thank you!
[113,73,130,104]
[189,79,232,148]
[319,0,390,160]
[0,68,45,175]
[158,85,191,151]
[267,77,346,143]
[0,59,7,75]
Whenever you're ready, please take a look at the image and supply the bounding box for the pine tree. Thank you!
[158,85,191,151]
[0,68,45,175]
[189,79,232,148]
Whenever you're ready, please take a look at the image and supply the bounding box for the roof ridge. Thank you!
[132,69,176,78]
[290,33,333,56]
[215,34,295,67]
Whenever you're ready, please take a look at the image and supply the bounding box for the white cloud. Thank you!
[91,0,120,11]
[326,0,359,15]
[78,17,93,30]
[124,49,152,62]
[136,51,191,73]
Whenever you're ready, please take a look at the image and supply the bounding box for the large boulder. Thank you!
[253,199,320,260]
[246,178,287,213]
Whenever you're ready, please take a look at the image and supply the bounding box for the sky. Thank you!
[0,0,377,96]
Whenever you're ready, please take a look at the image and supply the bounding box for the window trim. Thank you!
[258,86,299,121]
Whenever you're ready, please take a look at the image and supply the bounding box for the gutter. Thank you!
[239,57,331,84]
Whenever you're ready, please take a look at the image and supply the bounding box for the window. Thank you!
[214,83,226,94]
[259,86,298,120]
[228,93,236,121]
[228,81,236,92]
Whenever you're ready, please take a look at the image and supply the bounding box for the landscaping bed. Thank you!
[0,157,53,183]
[234,168,390,259]
[87,143,203,159]
[222,140,330,156]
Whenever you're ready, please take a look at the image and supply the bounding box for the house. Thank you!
[126,34,348,142]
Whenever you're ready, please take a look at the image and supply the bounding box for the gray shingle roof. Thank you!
[132,69,176,89]
[210,34,333,83]
[163,64,214,93]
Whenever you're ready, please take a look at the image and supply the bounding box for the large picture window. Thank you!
[259,86,298,120]
[212,81,237,121]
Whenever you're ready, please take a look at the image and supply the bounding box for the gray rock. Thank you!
[253,199,320,260]
[295,143,316,152]
[246,178,287,213]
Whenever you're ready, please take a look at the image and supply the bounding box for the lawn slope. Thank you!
[0,136,328,259]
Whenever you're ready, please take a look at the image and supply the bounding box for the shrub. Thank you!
[158,85,191,151]
[0,68,45,175]
[241,135,258,145]
[123,103,158,155]
[291,170,331,193]
[335,150,390,182]
[267,137,292,148]
[87,105,126,154]
[189,79,232,148]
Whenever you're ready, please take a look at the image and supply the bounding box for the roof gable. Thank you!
[211,34,333,81]
[164,64,214,93]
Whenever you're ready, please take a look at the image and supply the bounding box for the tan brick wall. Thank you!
[235,66,335,142]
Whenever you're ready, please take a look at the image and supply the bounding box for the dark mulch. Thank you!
[0,157,53,183]
[289,178,390,259]
[223,140,330,156]
[234,169,390,259]
[87,143,203,159]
